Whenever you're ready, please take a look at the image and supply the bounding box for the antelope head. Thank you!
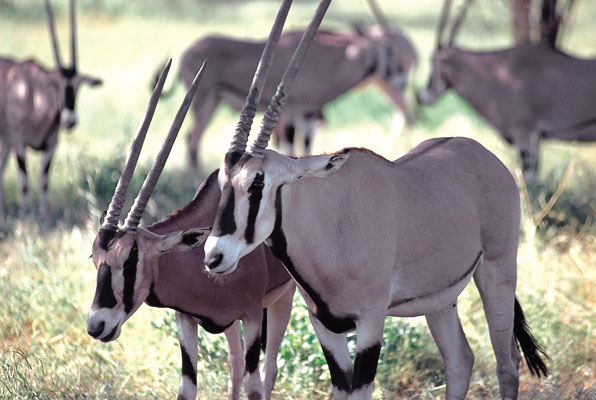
[203,0,348,275]
[363,0,416,91]
[418,0,473,105]
[87,60,208,342]
[44,0,102,130]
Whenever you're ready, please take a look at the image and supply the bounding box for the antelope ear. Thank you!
[157,227,211,254]
[290,151,350,181]
[78,74,103,87]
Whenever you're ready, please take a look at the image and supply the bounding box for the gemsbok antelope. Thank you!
[0,0,102,222]
[203,0,549,398]
[168,0,416,180]
[418,0,596,185]
[87,60,295,400]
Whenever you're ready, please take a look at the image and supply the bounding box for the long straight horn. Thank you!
[250,0,331,157]
[367,0,391,35]
[436,0,452,49]
[227,0,293,160]
[446,0,473,46]
[101,59,172,231]
[43,0,63,68]
[69,0,77,70]
[123,61,207,232]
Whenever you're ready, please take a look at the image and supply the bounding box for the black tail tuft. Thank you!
[513,298,549,378]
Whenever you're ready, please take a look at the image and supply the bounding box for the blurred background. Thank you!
[0,0,595,398]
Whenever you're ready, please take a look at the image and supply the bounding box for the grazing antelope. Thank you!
[203,0,549,399]
[418,0,596,185]
[0,0,102,221]
[171,0,416,180]
[87,60,295,400]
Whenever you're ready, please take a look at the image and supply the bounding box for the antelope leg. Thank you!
[425,302,474,400]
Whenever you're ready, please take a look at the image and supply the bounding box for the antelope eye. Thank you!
[250,173,265,190]
[251,180,264,189]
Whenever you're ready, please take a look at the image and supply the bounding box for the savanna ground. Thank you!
[1,0,595,398]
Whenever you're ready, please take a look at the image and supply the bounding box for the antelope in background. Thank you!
[418,0,596,185]
[0,0,102,222]
[87,61,295,400]
[167,0,416,181]
[203,0,548,398]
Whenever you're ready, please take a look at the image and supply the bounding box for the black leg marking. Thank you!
[180,345,197,386]
[245,173,264,243]
[93,262,117,309]
[212,183,236,236]
[268,186,355,334]
[284,124,295,145]
[352,343,381,390]
[244,338,261,374]
[16,155,26,174]
[122,243,138,314]
[261,308,268,353]
[321,345,352,393]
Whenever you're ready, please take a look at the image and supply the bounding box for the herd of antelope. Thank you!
[8,0,596,398]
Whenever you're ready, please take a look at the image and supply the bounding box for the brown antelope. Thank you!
[418,0,596,185]
[0,0,102,222]
[203,0,549,398]
[171,0,416,180]
[87,59,295,400]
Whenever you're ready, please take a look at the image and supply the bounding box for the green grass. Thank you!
[1,0,596,398]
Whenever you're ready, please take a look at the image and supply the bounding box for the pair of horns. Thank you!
[227,0,332,161]
[436,0,474,49]
[44,0,77,71]
[101,59,206,233]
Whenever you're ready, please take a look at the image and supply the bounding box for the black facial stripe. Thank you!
[122,243,139,314]
[212,182,237,236]
[225,151,242,171]
[352,343,381,390]
[244,337,261,374]
[93,262,117,309]
[180,345,197,386]
[268,186,356,334]
[321,346,352,393]
[65,85,75,110]
[98,228,117,251]
[244,173,264,243]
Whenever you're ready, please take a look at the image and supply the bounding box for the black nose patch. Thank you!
[93,263,117,309]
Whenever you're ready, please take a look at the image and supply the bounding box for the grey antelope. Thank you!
[203,0,549,398]
[86,61,295,400]
[169,0,416,180]
[418,0,596,185]
[0,0,102,221]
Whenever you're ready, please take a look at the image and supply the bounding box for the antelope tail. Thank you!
[150,57,178,99]
[513,297,549,378]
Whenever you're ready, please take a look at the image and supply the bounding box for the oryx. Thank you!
[171,0,416,180]
[418,0,596,185]
[203,0,549,399]
[87,61,295,400]
[0,0,102,221]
